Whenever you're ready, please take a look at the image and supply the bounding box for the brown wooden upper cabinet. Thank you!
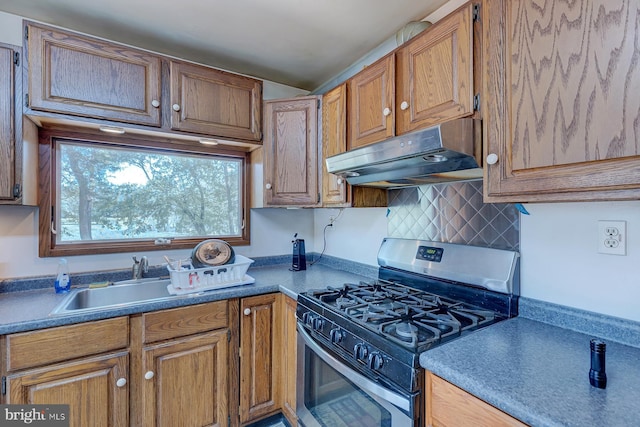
[25,22,263,143]
[396,2,475,134]
[263,96,320,207]
[348,55,396,149]
[26,23,162,127]
[483,0,640,202]
[322,83,387,207]
[322,83,350,205]
[347,2,476,150]
[169,60,262,141]
[0,43,18,202]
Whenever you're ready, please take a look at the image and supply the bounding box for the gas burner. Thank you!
[396,322,418,338]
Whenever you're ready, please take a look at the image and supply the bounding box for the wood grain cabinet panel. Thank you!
[170,61,262,141]
[348,55,395,149]
[396,2,474,134]
[321,84,387,207]
[483,0,640,202]
[239,293,282,423]
[141,330,229,427]
[425,372,527,427]
[322,84,349,205]
[26,23,162,126]
[281,295,298,426]
[5,317,129,371]
[263,96,320,207]
[5,352,129,427]
[0,43,17,201]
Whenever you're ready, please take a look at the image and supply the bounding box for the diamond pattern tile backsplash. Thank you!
[387,180,519,251]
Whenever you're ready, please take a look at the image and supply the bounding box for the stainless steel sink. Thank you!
[50,278,176,316]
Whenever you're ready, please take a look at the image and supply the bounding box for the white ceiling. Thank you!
[0,0,449,90]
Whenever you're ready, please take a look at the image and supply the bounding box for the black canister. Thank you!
[589,339,607,389]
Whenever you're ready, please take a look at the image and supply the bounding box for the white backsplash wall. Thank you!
[0,205,313,279]
[313,208,388,266]
[520,201,640,322]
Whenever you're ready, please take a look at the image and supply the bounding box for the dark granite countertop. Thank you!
[0,260,375,335]
[420,299,640,427]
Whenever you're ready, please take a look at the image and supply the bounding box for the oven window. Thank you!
[304,347,392,427]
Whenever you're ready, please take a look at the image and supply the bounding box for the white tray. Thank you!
[167,274,255,295]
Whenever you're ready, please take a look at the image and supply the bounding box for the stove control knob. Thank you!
[354,343,368,361]
[329,328,345,344]
[311,317,325,331]
[302,312,313,326]
[368,353,384,371]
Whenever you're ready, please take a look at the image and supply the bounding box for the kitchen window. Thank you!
[38,128,250,257]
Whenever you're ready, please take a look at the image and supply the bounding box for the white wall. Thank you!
[520,201,640,322]
[0,205,313,278]
[312,208,388,266]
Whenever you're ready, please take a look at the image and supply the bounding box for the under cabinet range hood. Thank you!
[326,118,483,188]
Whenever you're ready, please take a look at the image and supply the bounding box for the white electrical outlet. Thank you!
[597,220,627,255]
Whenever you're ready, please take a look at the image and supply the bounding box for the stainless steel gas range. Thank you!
[296,238,519,427]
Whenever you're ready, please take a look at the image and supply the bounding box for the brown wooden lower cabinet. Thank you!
[0,295,303,427]
[281,294,298,426]
[239,293,282,424]
[5,352,130,427]
[1,301,237,427]
[141,330,229,427]
[425,372,527,427]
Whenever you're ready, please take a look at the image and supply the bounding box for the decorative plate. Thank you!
[192,239,235,267]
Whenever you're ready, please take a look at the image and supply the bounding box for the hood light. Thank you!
[99,125,126,134]
[199,138,219,146]
[423,154,447,162]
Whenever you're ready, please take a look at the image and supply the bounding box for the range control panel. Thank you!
[416,246,443,262]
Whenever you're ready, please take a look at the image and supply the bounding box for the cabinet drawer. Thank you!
[5,317,129,371]
[142,300,228,343]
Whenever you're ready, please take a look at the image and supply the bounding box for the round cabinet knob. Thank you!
[336,178,344,185]
[243,308,251,316]
[486,153,499,165]
[172,103,181,112]
[116,378,127,388]
[354,343,368,361]
[382,107,391,117]
[329,328,344,344]
[265,183,272,190]
[400,101,409,111]
[367,353,384,370]
[144,371,155,380]
[151,99,160,108]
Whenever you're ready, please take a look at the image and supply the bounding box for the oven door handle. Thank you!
[297,323,411,413]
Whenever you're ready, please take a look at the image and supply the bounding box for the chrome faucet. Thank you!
[132,256,149,280]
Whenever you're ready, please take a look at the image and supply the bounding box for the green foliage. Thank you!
[59,143,241,241]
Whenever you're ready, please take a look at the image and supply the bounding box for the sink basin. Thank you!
[50,278,176,316]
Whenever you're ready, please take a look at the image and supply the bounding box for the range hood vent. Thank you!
[325,118,483,188]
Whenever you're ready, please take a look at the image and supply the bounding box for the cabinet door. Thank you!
[321,84,349,205]
[170,61,262,141]
[27,23,162,126]
[263,96,319,206]
[396,2,474,134]
[426,372,526,427]
[0,44,15,201]
[348,55,395,148]
[281,295,298,426]
[239,293,282,423]
[142,330,229,427]
[6,352,129,427]
[483,0,640,202]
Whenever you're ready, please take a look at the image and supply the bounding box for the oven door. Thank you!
[296,324,414,427]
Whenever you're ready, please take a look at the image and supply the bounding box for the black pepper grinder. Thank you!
[589,339,607,389]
